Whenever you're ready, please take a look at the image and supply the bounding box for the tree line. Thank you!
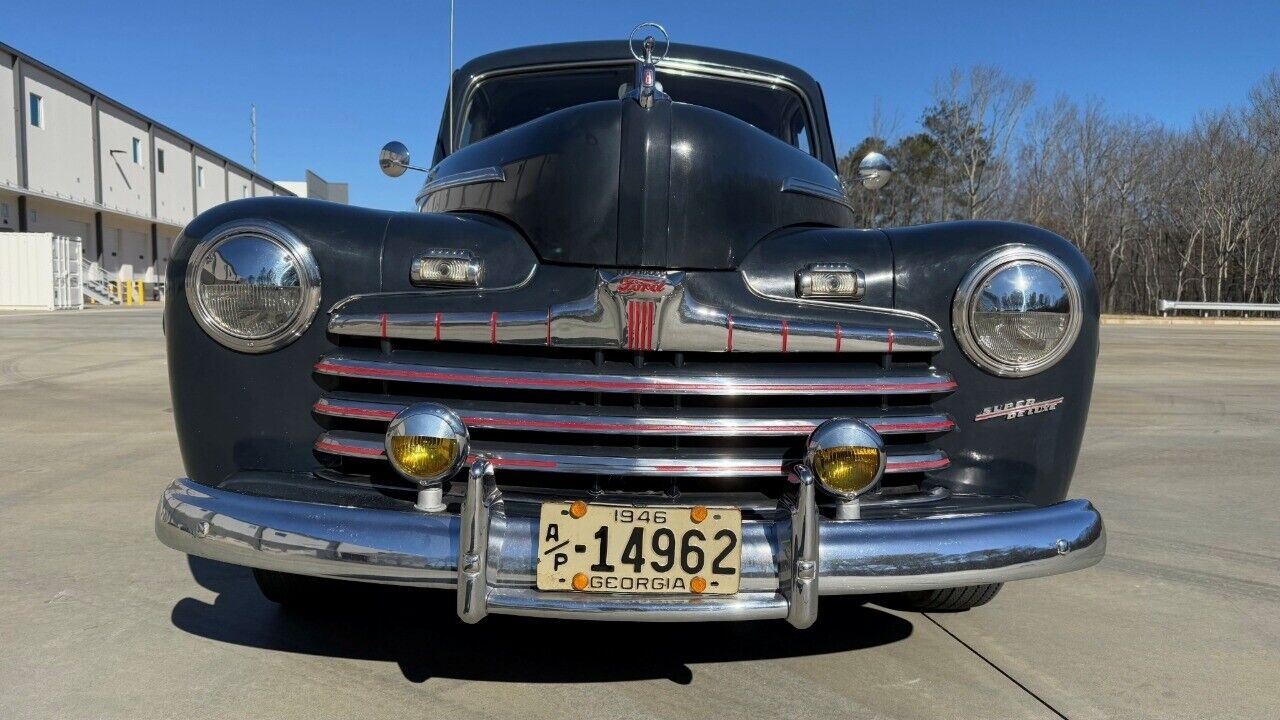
[840,67,1280,314]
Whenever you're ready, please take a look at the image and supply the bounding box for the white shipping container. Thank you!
[0,233,84,310]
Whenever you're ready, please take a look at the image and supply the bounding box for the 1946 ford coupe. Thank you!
[155,26,1104,627]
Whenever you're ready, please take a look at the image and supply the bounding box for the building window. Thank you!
[157,149,165,173]
[29,93,44,128]
[131,138,142,164]
[197,166,205,188]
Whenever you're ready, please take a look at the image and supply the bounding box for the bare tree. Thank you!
[842,68,1280,314]
[926,67,1034,220]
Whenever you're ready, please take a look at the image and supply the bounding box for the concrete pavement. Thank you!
[0,307,1276,719]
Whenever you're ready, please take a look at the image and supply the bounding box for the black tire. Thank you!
[252,568,334,607]
[884,583,1003,612]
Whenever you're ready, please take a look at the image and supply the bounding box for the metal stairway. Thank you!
[80,259,121,305]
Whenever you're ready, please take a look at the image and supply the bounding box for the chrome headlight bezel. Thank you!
[952,246,1082,378]
[184,221,321,353]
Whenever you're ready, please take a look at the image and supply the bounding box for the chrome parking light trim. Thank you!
[155,478,1106,619]
[313,430,950,476]
[313,397,956,436]
[410,248,484,287]
[313,354,957,396]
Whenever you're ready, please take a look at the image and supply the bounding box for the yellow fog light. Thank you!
[805,419,886,499]
[384,403,469,485]
[389,436,460,479]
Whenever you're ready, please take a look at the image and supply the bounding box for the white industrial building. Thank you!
[1,41,342,296]
[278,169,348,204]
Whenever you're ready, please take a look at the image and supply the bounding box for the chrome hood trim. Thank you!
[330,269,943,354]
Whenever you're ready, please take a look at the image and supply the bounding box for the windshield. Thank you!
[458,66,814,155]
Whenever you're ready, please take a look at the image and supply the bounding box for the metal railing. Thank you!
[80,260,120,305]
[1158,300,1280,316]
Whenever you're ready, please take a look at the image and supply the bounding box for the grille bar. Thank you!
[315,430,950,476]
[313,396,955,436]
[314,352,958,396]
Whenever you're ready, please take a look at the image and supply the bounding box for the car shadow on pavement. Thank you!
[172,556,914,685]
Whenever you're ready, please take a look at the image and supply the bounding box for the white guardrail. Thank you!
[1158,300,1280,315]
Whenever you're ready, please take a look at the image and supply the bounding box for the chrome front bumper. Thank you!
[155,464,1105,627]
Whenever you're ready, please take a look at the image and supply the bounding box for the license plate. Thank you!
[536,502,743,595]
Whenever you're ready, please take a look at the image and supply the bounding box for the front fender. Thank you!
[888,221,1100,506]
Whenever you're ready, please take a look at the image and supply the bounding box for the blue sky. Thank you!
[8,1,1280,209]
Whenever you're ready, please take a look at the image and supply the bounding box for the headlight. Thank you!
[185,222,321,353]
[953,246,1082,377]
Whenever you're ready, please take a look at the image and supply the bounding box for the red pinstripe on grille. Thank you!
[781,320,789,352]
[887,457,950,472]
[835,323,842,352]
[434,312,442,341]
[379,313,388,339]
[314,440,384,457]
[466,454,558,469]
[489,311,497,344]
[313,360,959,393]
[312,399,956,436]
[873,420,955,433]
[312,401,397,420]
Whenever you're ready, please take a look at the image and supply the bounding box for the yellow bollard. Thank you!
[137,281,146,305]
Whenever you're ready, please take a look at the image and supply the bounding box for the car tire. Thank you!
[884,583,1003,612]
[252,568,330,607]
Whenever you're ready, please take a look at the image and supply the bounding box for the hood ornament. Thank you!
[628,22,670,109]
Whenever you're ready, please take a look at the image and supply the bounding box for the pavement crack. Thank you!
[922,612,1070,720]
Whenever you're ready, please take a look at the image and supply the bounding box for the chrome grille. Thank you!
[312,340,956,494]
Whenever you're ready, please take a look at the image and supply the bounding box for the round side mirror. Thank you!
[857,151,894,190]
[379,141,411,178]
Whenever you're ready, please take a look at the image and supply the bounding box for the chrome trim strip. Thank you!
[314,355,957,396]
[313,397,955,436]
[415,166,506,206]
[781,176,852,211]
[314,432,386,458]
[329,270,944,354]
[156,478,1106,611]
[313,431,950,476]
